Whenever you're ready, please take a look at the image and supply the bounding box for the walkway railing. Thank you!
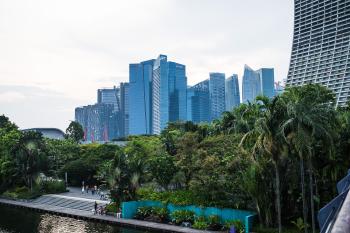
[318,169,350,233]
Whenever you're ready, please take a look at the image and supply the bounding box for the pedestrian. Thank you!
[94,201,98,214]
[81,185,85,194]
[116,207,122,218]
[92,185,95,195]
[86,185,89,194]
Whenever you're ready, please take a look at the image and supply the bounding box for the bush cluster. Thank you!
[134,206,169,223]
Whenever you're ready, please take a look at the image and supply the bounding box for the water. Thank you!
[0,205,151,233]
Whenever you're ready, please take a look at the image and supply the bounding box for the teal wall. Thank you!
[122,201,256,233]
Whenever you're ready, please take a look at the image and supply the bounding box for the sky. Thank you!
[0,0,294,131]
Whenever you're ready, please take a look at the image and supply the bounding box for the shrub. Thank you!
[41,180,66,194]
[192,220,209,230]
[207,215,222,231]
[171,210,195,225]
[105,203,119,213]
[224,220,244,233]
[134,206,169,223]
[2,186,41,200]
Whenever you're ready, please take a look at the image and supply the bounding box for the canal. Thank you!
[0,205,150,233]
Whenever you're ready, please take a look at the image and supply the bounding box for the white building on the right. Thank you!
[286,0,350,106]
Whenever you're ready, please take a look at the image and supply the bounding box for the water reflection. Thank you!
[0,205,148,233]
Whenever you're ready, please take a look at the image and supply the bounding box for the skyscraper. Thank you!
[129,59,154,135]
[75,103,116,142]
[120,82,129,137]
[225,74,240,111]
[97,87,120,111]
[242,65,261,103]
[209,73,225,121]
[152,55,187,134]
[286,0,350,106]
[258,68,275,98]
[187,80,210,123]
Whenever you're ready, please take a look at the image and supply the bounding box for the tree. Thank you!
[148,151,176,190]
[281,84,337,233]
[12,131,46,191]
[241,96,286,233]
[65,121,84,142]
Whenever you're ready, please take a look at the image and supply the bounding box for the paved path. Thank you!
[0,192,212,233]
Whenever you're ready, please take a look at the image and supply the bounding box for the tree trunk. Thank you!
[274,162,282,233]
[308,159,316,233]
[300,158,308,233]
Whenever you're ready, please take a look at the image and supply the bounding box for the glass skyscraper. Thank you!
[242,65,261,103]
[120,82,129,137]
[286,0,350,106]
[209,73,225,121]
[225,74,240,111]
[152,55,187,134]
[75,103,116,142]
[129,59,154,135]
[97,87,120,111]
[258,68,275,98]
[187,80,210,123]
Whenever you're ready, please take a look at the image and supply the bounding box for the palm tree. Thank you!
[241,96,286,233]
[281,84,337,233]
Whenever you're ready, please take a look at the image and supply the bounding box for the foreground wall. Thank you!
[122,200,256,233]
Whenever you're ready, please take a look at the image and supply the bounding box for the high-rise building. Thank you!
[225,74,240,111]
[258,68,275,98]
[75,103,116,142]
[209,73,225,121]
[97,87,120,111]
[129,59,154,135]
[286,0,350,106]
[120,82,129,137]
[152,55,187,134]
[242,65,261,103]
[187,80,210,123]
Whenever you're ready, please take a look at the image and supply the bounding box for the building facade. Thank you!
[286,0,350,106]
[225,74,240,111]
[242,65,261,103]
[187,80,210,123]
[258,68,275,98]
[129,59,154,135]
[120,82,129,137]
[152,55,187,134]
[209,73,226,121]
[75,103,116,142]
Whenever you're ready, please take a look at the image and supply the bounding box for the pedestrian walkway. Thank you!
[0,189,212,233]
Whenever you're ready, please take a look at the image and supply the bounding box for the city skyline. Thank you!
[0,0,294,130]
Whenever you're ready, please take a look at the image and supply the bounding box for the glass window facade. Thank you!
[187,80,210,123]
[225,74,240,111]
[242,65,262,103]
[286,0,350,106]
[258,68,275,99]
[209,73,226,121]
[129,59,154,135]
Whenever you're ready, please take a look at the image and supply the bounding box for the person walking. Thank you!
[94,201,98,215]
[81,185,85,194]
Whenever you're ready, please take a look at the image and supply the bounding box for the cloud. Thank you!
[0,91,26,103]
[0,0,294,129]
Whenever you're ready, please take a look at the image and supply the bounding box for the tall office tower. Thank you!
[242,65,261,103]
[120,82,129,137]
[286,0,350,106]
[209,73,226,121]
[152,55,187,134]
[275,81,285,96]
[97,86,122,138]
[187,80,210,123]
[97,87,120,111]
[75,103,116,142]
[257,68,275,98]
[129,59,154,135]
[225,74,240,111]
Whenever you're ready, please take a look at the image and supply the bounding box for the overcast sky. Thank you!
[0,0,294,130]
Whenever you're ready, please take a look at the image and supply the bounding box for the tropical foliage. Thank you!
[0,84,349,233]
